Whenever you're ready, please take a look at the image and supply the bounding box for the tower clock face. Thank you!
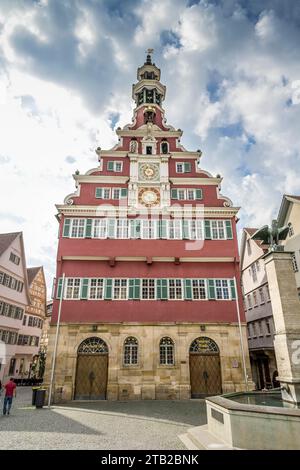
[138,187,160,207]
[139,163,160,181]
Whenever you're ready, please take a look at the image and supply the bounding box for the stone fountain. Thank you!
[180,221,300,450]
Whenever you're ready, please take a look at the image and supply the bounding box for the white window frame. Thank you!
[65,278,81,299]
[168,279,183,300]
[189,220,204,240]
[113,279,128,300]
[114,161,123,172]
[192,279,206,300]
[70,219,86,238]
[141,220,157,239]
[211,220,225,240]
[116,219,129,239]
[103,188,111,199]
[89,278,104,299]
[112,188,121,199]
[141,279,156,300]
[187,189,196,200]
[259,287,265,304]
[176,162,184,173]
[177,189,186,200]
[251,263,257,282]
[215,279,230,300]
[168,219,182,240]
[93,219,107,239]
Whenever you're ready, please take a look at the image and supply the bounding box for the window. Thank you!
[288,222,294,237]
[8,358,16,375]
[112,188,121,199]
[265,284,270,301]
[168,279,183,299]
[189,220,204,240]
[160,337,174,365]
[9,252,20,265]
[259,287,265,304]
[265,318,271,335]
[113,279,128,300]
[89,279,104,299]
[93,219,107,238]
[251,263,257,282]
[28,316,33,327]
[192,279,206,299]
[124,337,138,365]
[141,279,155,299]
[187,189,195,200]
[176,162,191,173]
[0,272,3,284]
[23,315,27,326]
[247,325,251,338]
[107,161,123,172]
[247,239,252,256]
[4,274,10,287]
[71,219,85,238]
[141,220,157,239]
[103,188,111,199]
[177,189,185,200]
[19,358,25,373]
[116,219,129,238]
[146,146,152,155]
[161,142,168,154]
[211,220,225,239]
[215,280,229,299]
[258,321,263,336]
[253,291,258,306]
[247,295,252,309]
[65,278,81,299]
[256,260,261,272]
[168,220,182,239]
[292,253,299,272]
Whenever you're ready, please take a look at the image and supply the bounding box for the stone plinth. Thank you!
[264,251,300,403]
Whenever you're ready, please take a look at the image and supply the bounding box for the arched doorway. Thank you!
[74,337,108,400]
[189,337,222,398]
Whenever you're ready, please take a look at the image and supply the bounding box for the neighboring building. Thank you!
[20,266,47,378]
[45,53,252,401]
[277,195,300,297]
[0,232,30,382]
[240,229,278,389]
[40,300,53,352]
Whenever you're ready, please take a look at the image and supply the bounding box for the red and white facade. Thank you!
[46,54,252,401]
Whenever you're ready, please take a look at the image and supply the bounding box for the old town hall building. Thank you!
[45,53,251,401]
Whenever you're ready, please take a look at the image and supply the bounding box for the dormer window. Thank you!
[161,141,169,154]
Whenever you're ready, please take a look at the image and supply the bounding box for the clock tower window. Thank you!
[146,146,152,155]
[161,141,169,154]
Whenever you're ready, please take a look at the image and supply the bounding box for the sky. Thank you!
[0,0,300,295]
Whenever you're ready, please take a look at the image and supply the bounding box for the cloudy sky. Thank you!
[0,0,300,294]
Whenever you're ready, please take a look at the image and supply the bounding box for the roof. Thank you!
[27,267,42,286]
[277,194,300,226]
[0,232,21,257]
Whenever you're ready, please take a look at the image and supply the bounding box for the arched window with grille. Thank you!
[124,337,138,365]
[159,337,174,365]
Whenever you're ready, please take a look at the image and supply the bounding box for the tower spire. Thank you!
[145,48,154,65]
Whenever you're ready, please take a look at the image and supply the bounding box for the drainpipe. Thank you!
[234,276,249,392]
[47,272,65,407]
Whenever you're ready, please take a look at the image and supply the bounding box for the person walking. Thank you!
[3,378,17,416]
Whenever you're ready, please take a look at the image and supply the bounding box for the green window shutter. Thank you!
[207,279,216,300]
[108,219,115,238]
[156,279,162,299]
[63,219,71,237]
[182,220,190,239]
[81,278,89,299]
[95,188,103,198]
[161,279,168,300]
[128,278,140,299]
[56,278,63,299]
[107,161,114,171]
[104,279,113,300]
[184,279,193,300]
[230,279,236,300]
[171,189,178,199]
[225,220,233,239]
[121,188,128,198]
[85,219,93,238]
[184,162,191,173]
[204,220,211,239]
[128,279,134,299]
[195,189,202,200]
[160,220,167,239]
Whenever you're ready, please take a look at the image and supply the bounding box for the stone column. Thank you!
[264,251,300,403]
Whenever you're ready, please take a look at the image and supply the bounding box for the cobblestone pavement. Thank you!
[0,387,207,450]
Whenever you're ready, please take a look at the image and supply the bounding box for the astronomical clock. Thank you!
[138,163,160,181]
[138,187,161,207]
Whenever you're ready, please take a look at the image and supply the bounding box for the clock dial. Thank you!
[139,163,160,181]
[138,187,160,207]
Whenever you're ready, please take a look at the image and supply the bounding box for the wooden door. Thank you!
[75,354,108,400]
[190,354,222,398]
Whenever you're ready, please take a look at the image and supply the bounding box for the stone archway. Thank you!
[189,337,222,398]
[74,337,108,400]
